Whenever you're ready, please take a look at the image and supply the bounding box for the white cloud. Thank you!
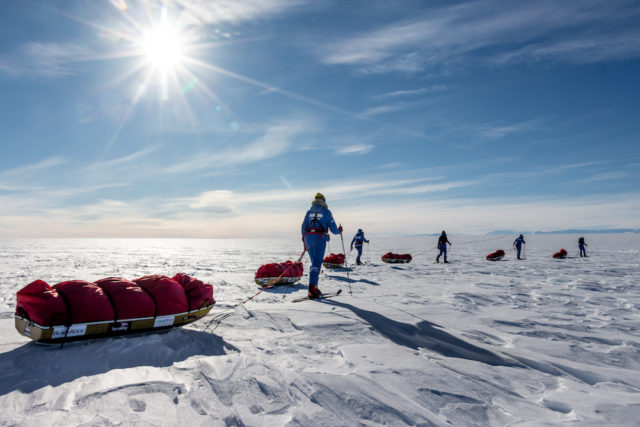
[189,190,236,214]
[335,144,374,155]
[4,190,639,238]
[320,1,640,73]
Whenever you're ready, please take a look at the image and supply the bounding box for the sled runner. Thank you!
[255,260,303,286]
[486,250,505,261]
[381,252,412,264]
[323,253,345,269]
[553,249,568,259]
[14,273,215,344]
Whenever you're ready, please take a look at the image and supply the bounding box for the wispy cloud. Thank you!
[478,118,543,139]
[359,102,417,117]
[335,144,374,155]
[165,0,309,25]
[373,85,448,100]
[490,31,640,65]
[82,146,159,172]
[166,121,310,173]
[573,171,628,184]
[0,156,67,178]
[0,42,92,77]
[320,1,640,73]
[377,162,402,170]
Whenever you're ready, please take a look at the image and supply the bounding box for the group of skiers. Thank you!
[302,193,589,299]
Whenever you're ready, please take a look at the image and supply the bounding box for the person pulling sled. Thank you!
[301,193,342,299]
[350,229,369,265]
[436,230,452,263]
[513,234,526,259]
[578,237,588,257]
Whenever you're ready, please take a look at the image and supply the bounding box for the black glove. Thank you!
[338,225,343,233]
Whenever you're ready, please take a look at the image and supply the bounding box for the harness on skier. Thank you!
[305,212,326,235]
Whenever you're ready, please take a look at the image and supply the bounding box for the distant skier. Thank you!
[578,237,588,257]
[513,234,526,260]
[301,193,342,299]
[350,229,369,265]
[436,231,452,263]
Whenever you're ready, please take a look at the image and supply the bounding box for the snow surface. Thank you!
[1,235,639,426]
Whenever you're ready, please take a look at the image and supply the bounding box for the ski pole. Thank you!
[339,225,352,294]
[366,241,369,264]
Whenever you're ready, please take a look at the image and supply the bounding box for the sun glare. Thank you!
[137,7,186,100]
[141,20,183,71]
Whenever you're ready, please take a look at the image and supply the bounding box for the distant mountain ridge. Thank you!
[488,229,639,235]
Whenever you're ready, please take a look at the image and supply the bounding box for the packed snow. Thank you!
[1,234,639,426]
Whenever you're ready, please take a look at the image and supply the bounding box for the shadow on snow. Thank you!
[326,275,380,286]
[0,328,237,396]
[324,300,521,368]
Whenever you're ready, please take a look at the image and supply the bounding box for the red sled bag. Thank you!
[323,253,345,267]
[486,250,506,261]
[15,273,216,344]
[381,252,412,263]
[172,273,215,310]
[255,261,304,286]
[133,275,189,316]
[553,249,568,259]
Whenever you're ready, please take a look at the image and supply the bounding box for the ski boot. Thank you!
[308,284,322,300]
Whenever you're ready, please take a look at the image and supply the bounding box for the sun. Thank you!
[140,12,184,72]
[136,7,188,100]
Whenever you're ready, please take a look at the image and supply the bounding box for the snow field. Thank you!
[0,234,639,425]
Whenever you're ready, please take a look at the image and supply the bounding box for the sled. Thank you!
[15,304,214,344]
[323,253,345,269]
[15,273,215,344]
[381,252,412,264]
[486,250,505,261]
[553,249,568,259]
[255,261,303,287]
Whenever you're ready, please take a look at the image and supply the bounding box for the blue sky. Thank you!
[1,0,639,238]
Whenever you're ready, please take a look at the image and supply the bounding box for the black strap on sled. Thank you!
[54,288,74,349]
[136,283,159,321]
[95,284,119,323]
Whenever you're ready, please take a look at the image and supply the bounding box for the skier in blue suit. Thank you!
[350,229,369,265]
[578,237,588,257]
[513,234,526,260]
[436,231,452,263]
[301,193,342,299]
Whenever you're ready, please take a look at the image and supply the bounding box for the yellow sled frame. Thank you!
[14,303,215,344]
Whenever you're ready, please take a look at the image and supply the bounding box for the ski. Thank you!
[292,289,342,303]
